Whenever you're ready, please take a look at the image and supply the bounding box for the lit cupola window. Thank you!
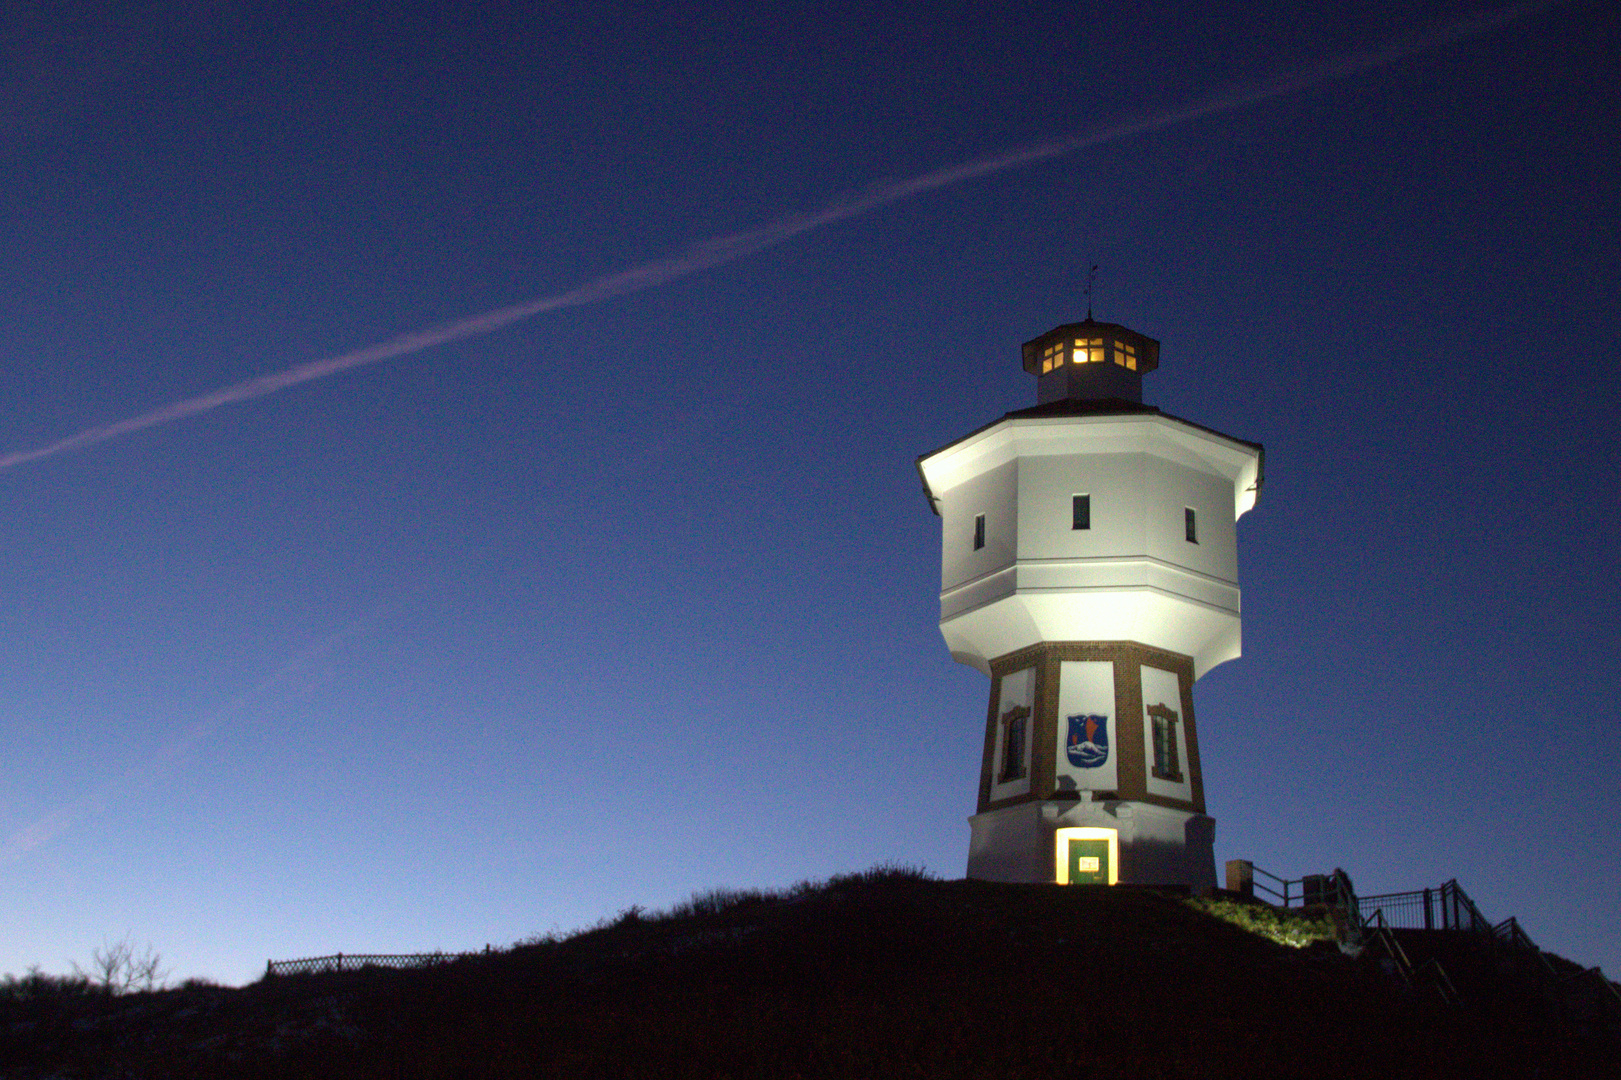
[1073,337,1105,363]
[1040,341,1065,374]
[1115,341,1137,370]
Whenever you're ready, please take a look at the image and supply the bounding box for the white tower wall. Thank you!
[923,413,1260,678]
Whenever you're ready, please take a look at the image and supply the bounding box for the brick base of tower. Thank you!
[967,798,1216,891]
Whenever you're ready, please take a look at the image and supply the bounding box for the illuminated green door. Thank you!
[1067,838,1110,885]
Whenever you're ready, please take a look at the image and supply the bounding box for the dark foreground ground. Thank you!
[3,869,1616,1078]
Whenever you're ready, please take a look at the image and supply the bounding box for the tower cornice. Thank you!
[918,409,1263,521]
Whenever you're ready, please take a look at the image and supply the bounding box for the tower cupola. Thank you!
[1022,319,1160,404]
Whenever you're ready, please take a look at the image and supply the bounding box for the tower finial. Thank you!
[1085,264,1100,320]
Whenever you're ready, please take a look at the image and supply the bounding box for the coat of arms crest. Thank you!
[1066,713,1109,768]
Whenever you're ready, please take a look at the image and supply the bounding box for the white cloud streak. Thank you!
[0,3,1543,471]
[0,615,383,867]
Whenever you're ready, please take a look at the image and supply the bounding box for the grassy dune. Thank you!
[3,867,1615,1078]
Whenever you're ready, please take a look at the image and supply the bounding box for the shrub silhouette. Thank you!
[73,936,167,995]
[0,966,105,1002]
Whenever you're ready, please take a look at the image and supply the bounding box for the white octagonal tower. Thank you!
[918,318,1262,891]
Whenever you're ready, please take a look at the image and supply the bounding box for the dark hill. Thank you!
[3,868,1615,1078]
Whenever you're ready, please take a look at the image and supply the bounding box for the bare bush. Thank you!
[74,937,168,995]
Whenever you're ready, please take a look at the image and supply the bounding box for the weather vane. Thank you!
[1085,264,1100,320]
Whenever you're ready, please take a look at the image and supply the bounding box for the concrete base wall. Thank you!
[967,799,1215,892]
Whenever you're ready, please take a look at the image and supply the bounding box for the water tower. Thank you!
[916,318,1262,889]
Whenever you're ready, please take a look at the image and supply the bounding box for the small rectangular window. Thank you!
[973,513,986,550]
[1149,705,1183,782]
[1072,494,1090,530]
[1185,507,1198,543]
[999,705,1029,783]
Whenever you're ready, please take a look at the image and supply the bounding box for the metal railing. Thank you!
[1359,907,1459,1004]
[1230,862,1621,1028]
[265,951,480,978]
[1494,916,1545,954]
[1228,860,1357,914]
[1490,917,1621,1022]
[1356,880,1490,933]
[1227,865,1491,936]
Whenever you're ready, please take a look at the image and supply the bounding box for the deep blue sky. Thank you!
[2,1,1616,986]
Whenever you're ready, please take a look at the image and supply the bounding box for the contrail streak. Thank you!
[0,2,1542,472]
[0,611,387,866]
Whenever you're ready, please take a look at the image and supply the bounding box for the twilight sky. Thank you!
[2,0,1617,987]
